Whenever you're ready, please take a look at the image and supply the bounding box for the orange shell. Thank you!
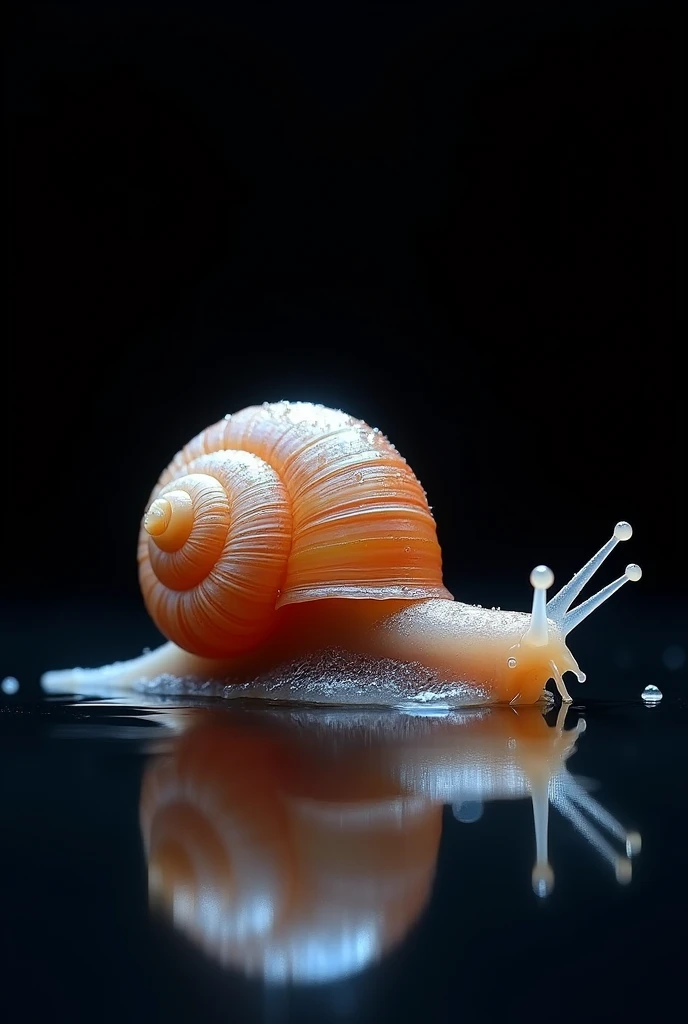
[138,401,451,657]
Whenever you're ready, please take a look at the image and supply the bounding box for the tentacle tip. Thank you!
[532,863,555,898]
[530,565,554,590]
[625,563,642,582]
[615,857,633,885]
[614,521,633,541]
[626,831,642,857]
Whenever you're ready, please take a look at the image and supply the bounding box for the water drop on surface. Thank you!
[354,471,363,483]
[641,684,662,704]
[507,657,517,669]
[1,676,20,694]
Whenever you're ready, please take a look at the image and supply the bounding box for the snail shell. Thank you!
[138,401,451,658]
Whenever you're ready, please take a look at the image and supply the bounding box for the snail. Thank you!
[139,703,641,981]
[41,400,642,706]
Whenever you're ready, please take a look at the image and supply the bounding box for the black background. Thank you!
[5,0,685,676]
[2,6,686,1022]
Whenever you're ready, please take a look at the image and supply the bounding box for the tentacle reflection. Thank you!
[139,702,640,983]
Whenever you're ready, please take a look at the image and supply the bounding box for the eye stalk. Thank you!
[522,564,555,648]
[546,521,641,634]
[514,521,642,704]
[557,561,642,636]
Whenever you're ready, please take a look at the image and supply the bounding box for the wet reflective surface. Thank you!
[2,683,687,1022]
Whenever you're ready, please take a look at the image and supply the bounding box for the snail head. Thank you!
[499,522,642,703]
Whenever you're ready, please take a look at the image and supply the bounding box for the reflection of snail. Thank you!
[43,402,641,706]
[139,704,640,982]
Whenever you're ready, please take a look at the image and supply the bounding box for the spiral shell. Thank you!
[138,401,450,657]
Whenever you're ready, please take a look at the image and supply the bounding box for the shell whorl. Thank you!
[138,401,450,657]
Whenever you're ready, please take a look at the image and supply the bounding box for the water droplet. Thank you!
[507,657,517,669]
[452,800,483,823]
[1,676,19,695]
[354,471,363,483]
[641,684,662,704]
[403,546,411,554]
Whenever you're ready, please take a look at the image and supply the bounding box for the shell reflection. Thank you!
[139,704,639,983]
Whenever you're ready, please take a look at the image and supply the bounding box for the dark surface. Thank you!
[1,669,687,1024]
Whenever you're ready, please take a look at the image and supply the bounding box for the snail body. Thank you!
[42,401,642,706]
